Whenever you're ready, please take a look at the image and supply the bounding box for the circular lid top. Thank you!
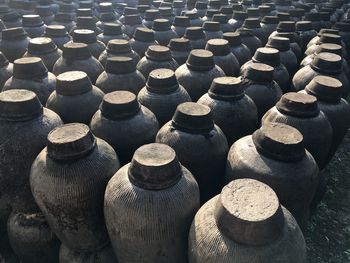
[146,68,179,93]
[305,75,342,103]
[56,71,92,96]
[315,43,342,56]
[212,14,228,24]
[214,178,284,246]
[205,9,221,18]
[310,52,342,74]
[105,56,136,74]
[76,16,96,27]
[13,57,48,80]
[133,27,155,42]
[62,42,91,60]
[289,8,305,17]
[318,29,339,36]
[2,27,27,39]
[152,18,171,31]
[103,23,122,36]
[99,12,117,22]
[124,14,142,25]
[208,77,244,100]
[184,26,205,40]
[98,1,114,12]
[173,15,190,27]
[186,49,215,71]
[232,11,248,20]
[222,32,242,46]
[276,92,320,118]
[244,63,274,83]
[100,91,141,120]
[205,38,231,56]
[47,123,96,161]
[203,21,221,32]
[45,25,68,37]
[277,21,295,32]
[106,39,131,54]
[168,38,191,51]
[72,29,97,44]
[243,17,261,29]
[128,143,182,190]
[145,45,172,61]
[144,9,159,20]
[54,12,75,22]
[184,10,199,20]
[318,33,342,46]
[261,16,279,24]
[22,14,44,27]
[76,8,93,17]
[27,37,58,55]
[0,52,9,67]
[252,122,305,162]
[172,102,214,133]
[0,89,43,121]
[296,21,313,31]
[253,46,280,67]
[266,36,290,51]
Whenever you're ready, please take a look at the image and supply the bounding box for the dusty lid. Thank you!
[310,52,342,74]
[106,39,131,54]
[172,102,214,133]
[0,89,43,121]
[146,68,179,93]
[305,75,342,103]
[184,11,199,20]
[56,71,92,96]
[318,33,342,46]
[152,18,171,31]
[128,143,182,190]
[54,12,75,22]
[105,56,136,74]
[334,22,350,32]
[205,38,231,56]
[243,18,261,29]
[208,76,244,100]
[59,2,76,13]
[99,12,117,22]
[103,23,122,36]
[76,8,93,17]
[214,178,285,246]
[133,27,155,42]
[231,3,243,11]
[98,2,114,12]
[173,15,190,27]
[222,32,242,46]
[144,9,159,20]
[220,6,233,15]
[266,36,290,52]
[315,43,342,56]
[45,25,68,37]
[195,1,207,9]
[137,4,149,13]
[252,47,280,67]
[76,16,96,27]
[318,28,339,36]
[184,26,205,40]
[124,14,142,25]
[204,9,220,18]
[277,21,295,32]
[186,49,215,71]
[27,37,58,55]
[296,21,312,31]
[0,52,9,67]
[276,12,290,21]
[232,11,248,20]
[13,57,48,79]
[22,14,44,27]
[47,123,96,161]
[276,92,320,118]
[168,38,191,51]
[244,63,274,83]
[145,45,172,61]
[203,21,221,32]
[62,42,91,59]
[252,123,305,162]
[72,29,97,44]
[100,91,141,120]
[2,27,27,39]
[261,15,279,24]
[212,14,228,24]
[247,7,260,17]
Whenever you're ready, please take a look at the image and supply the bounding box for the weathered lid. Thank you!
[152,18,171,31]
[205,9,221,18]
[100,91,141,120]
[186,49,215,71]
[184,11,199,20]
[59,2,76,13]
[98,2,114,12]
[333,22,350,32]
[289,8,305,18]
[168,38,191,51]
[310,52,342,74]
[76,8,93,17]
[0,52,9,67]
[252,47,280,67]
[103,23,122,35]
[0,89,43,121]
[305,75,342,103]
[22,14,44,27]
[72,29,97,44]
[276,12,290,21]
[195,1,207,9]
[203,21,221,32]
[146,68,179,93]
[123,6,138,15]
[277,21,295,32]
[27,37,58,55]
[124,14,142,25]
[208,76,244,100]
[222,32,242,46]
[56,71,92,96]
[105,56,136,74]
[128,143,182,190]
[315,43,342,56]
[231,3,243,11]
[247,7,260,17]
[173,15,190,27]
[318,29,339,36]
[243,18,261,28]
[244,63,274,83]
[212,14,228,24]
[137,4,149,13]
[232,11,248,20]
[13,57,48,79]
[62,42,91,59]
[276,92,319,118]
[205,38,230,56]
[296,21,312,31]
[184,26,205,40]
[145,45,172,61]
[45,25,68,36]
[106,39,131,54]
[133,27,155,42]
[261,16,279,24]
[144,9,159,20]
[252,123,305,162]
[214,179,285,246]
[220,6,233,15]
[318,33,342,46]
[76,16,96,27]
[47,123,96,161]
[266,36,290,52]
[54,12,75,22]
[2,27,27,39]
[172,102,214,133]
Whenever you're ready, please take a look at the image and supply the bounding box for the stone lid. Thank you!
[266,36,290,52]
[318,33,342,45]
[310,52,342,74]
[244,63,274,83]
[106,39,131,54]
[261,15,279,24]
[105,57,136,74]
[2,27,27,39]
[144,9,159,20]
[296,21,313,31]
[315,43,342,56]
[145,45,172,61]
[186,49,215,71]
[243,17,261,29]
[124,14,142,25]
[22,14,44,27]
[133,27,155,42]
[76,16,96,27]
[203,21,221,32]
[152,18,171,31]
[76,8,93,17]
[173,15,190,27]
[304,75,342,103]
[232,11,248,20]
[208,76,244,100]
[103,23,122,36]
[54,12,75,22]
[222,32,242,46]
[252,47,280,67]
[184,26,205,40]
[27,37,58,55]
[168,38,191,51]
[72,29,97,44]
[212,14,228,24]
[56,71,92,96]
[62,42,91,60]
[277,21,295,32]
[13,57,48,79]
[45,25,68,37]
[205,38,231,56]
[205,9,221,18]
[146,68,179,94]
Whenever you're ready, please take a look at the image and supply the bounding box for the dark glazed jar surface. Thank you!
[168,38,192,66]
[188,179,307,263]
[104,143,200,263]
[0,52,13,91]
[156,102,229,202]
[30,123,120,251]
[0,27,30,63]
[222,32,252,66]
[90,91,159,165]
[236,28,262,55]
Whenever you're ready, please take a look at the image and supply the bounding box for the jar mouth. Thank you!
[205,39,231,56]
[208,76,245,101]
[244,63,274,83]
[186,49,215,71]
[252,47,281,67]
[62,42,91,60]
[310,52,342,75]
[305,75,342,103]
[145,45,172,61]
[27,37,58,55]
[56,71,93,96]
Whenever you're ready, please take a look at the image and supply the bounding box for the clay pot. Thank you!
[51,13,76,32]
[46,71,104,124]
[30,123,120,251]
[175,49,225,101]
[0,52,13,90]
[70,29,106,59]
[22,15,46,38]
[136,45,179,78]
[198,77,258,145]
[183,26,206,49]
[205,39,240,76]
[203,21,223,40]
[0,27,30,62]
[171,15,190,37]
[97,23,129,45]
[123,14,145,38]
[90,91,159,165]
[152,18,178,46]
[2,11,22,29]
[138,68,191,126]
[96,57,146,95]
[241,63,282,120]
[236,28,262,55]
[188,179,307,263]
[292,52,350,98]
[240,47,291,93]
[168,38,192,66]
[242,18,268,45]
[222,32,252,66]
[44,25,72,50]
[296,21,317,52]
[53,42,104,84]
[129,27,158,57]
[7,211,60,263]
[104,143,200,263]
[260,16,279,37]
[98,39,140,67]
[24,37,62,71]
[156,102,229,202]
[59,244,117,263]
[3,57,56,104]
[226,123,319,228]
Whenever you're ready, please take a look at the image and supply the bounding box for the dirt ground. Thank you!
[305,129,350,262]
